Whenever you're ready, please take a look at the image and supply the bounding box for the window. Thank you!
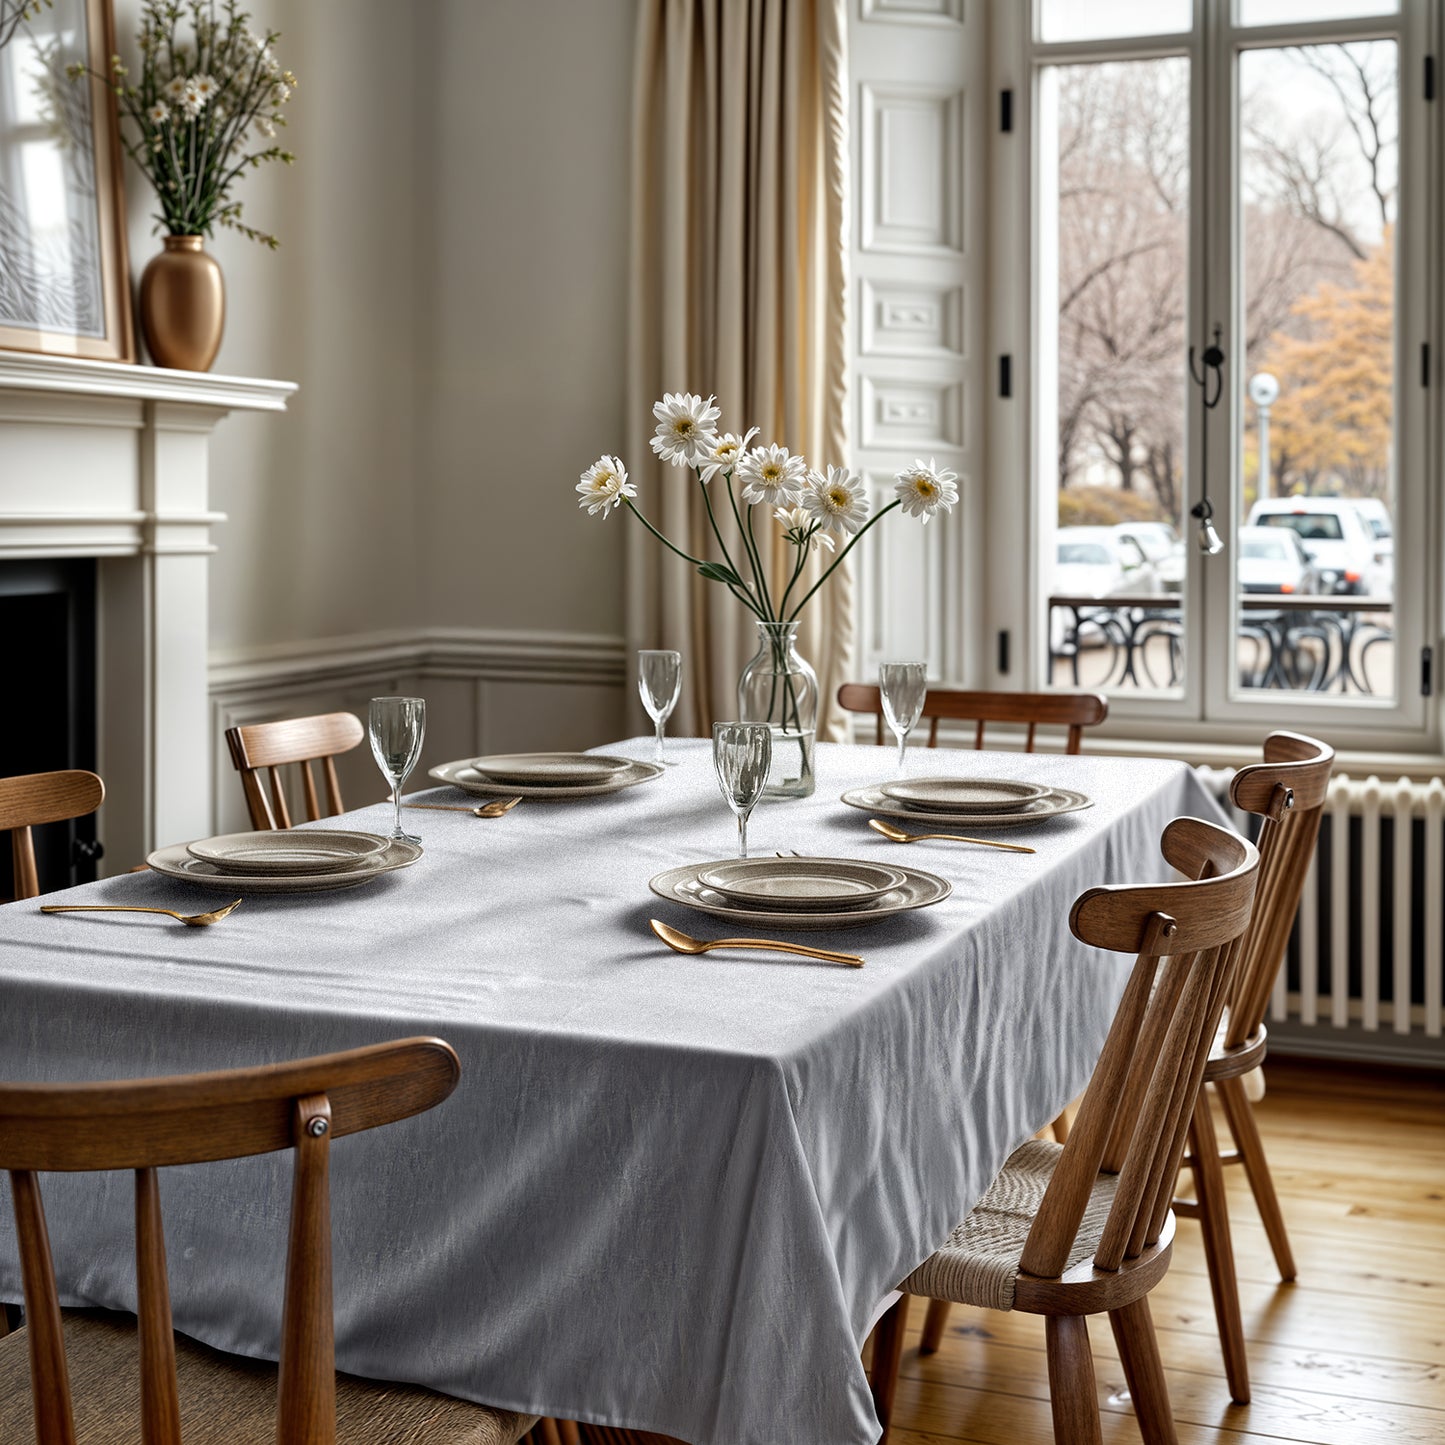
[1005,0,1438,748]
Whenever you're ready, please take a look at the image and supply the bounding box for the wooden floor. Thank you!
[878,1059,1445,1445]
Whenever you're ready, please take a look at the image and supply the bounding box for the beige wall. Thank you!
[114,0,632,656]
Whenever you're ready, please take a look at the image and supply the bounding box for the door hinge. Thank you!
[1426,55,1436,101]
[1422,342,1430,388]
[999,354,1013,398]
[997,630,1011,675]
[1000,89,1014,133]
[1422,647,1434,698]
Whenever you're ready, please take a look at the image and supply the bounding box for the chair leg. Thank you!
[1188,1087,1251,1404]
[1216,1073,1296,1282]
[919,1298,951,1355]
[1051,1110,1071,1143]
[1108,1297,1178,1445]
[1044,1315,1103,1445]
[869,1294,909,1443]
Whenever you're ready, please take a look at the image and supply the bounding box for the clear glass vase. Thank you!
[737,621,818,799]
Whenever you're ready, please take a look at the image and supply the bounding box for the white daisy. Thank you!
[697,427,759,483]
[774,505,835,554]
[576,455,636,518]
[191,73,219,103]
[147,101,169,125]
[180,81,204,118]
[893,457,959,524]
[255,116,277,139]
[164,74,188,102]
[800,465,869,537]
[649,392,721,467]
[736,444,808,506]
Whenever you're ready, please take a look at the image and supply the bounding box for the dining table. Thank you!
[0,737,1225,1445]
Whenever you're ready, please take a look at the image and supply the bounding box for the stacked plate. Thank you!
[146,829,422,894]
[840,776,1093,829]
[650,856,952,932]
[430,752,662,800]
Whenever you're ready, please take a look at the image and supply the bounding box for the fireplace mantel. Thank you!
[0,353,296,873]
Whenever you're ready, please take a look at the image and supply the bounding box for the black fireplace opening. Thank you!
[0,560,100,900]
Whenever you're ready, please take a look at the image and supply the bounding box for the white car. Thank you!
[1246,498,1389,598]
[1236,525,1320,595]
[1052,527,1161,652]
[1114,521,1186,592]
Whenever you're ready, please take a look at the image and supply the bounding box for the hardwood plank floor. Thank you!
[883,1059,1445,1445]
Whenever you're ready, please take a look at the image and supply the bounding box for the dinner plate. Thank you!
[841,784,1093,829]
[650,860,951,931]
[695,857,909,911]
[146,839,422,893]
[186,829,389,875]
[429,757,663,800]
[465,752,634,786]
[878,778,1050,814]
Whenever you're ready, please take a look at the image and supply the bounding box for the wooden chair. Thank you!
[870,817,1259,1445]
[1175,731,1334,1405]
[0,770,105,901]
[224,712,365,831]
[0,1036,537,1445]
[837,684,1108,754]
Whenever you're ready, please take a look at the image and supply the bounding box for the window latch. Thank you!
[1422,647,1434,698]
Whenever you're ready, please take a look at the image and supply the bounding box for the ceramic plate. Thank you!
[649,861,951,931]
[841,784,1093,829]
[878,778,1050,814]
[695,857,910,911]
[465,752,634,785]
[146,839,422,893]
[429,757,663,800]
[186,829,389,875]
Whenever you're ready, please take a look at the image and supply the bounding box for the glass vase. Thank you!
[737,621,818,799]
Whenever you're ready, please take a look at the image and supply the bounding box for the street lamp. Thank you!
[1249,371,1279,503]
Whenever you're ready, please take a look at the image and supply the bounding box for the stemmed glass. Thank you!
[712,722,771,858]
[879,661,927,773]
[638,650,682,764]
[369,696,426,843]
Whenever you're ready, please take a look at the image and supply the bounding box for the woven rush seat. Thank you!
[901,1139,1121,1311]
[0,1309,537,1444]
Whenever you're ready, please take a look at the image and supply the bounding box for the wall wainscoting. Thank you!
[208,627,628,834]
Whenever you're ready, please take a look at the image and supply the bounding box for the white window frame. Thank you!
[985,0,1444,755]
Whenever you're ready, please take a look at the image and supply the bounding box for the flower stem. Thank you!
[745,503,776,619]
[624,500,766,619]
[786,500,902,622]
[724,480,775,623]
[695,471,765,614]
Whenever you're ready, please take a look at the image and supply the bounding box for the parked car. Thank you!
[1052,527,1162,652]
[1349,498,1395,595]
[1246,497,1389,598]
[1114,521,1186,592]
[1236,525,1320,595]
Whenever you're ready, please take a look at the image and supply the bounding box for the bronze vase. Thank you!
[139,235,226,371]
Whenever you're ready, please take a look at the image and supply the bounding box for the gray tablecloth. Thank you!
[0,740,1222,1444]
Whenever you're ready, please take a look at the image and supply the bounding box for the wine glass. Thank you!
[712,722,772,858]
[879,661,927,773]
[638,650,682,764]
[369,696,426,843]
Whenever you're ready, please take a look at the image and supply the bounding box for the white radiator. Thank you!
[1199,769,1445,1064]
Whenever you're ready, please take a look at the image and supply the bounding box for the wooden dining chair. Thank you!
[869,817,1259,1445]
[224,712,365,831]
[0,1036,537,1445]
[0,770,105,901]
[1175,730,1334,1406]
[837,684,1108,754]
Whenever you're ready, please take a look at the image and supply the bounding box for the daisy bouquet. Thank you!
[577,391,958,630]
[72,0,296,246]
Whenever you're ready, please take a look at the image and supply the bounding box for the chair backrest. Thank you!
[836,684,1108,753]
[1224,731,1334,1050]
[225,713,365,831]
[0,1036,461,1445]
[1018,817,1258,1282]
[0,770,105,901]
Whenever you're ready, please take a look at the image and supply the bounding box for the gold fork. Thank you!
[41,899,243,927]
[405,797,523,817]
[650,918,863,968]
[869,818,1035,854]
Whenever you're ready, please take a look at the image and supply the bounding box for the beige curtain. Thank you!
[626,0,851,739]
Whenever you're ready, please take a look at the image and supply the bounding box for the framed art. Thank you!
[0,0,134,361]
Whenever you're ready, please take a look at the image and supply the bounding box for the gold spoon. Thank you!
[41,899,243,927]
[868,817,1036,854]
[405,797,523,817]
[650,918,864,968]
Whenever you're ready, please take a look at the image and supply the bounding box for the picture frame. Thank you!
[0,0,134,362]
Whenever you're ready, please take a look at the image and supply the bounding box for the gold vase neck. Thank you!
[163,234,205,252]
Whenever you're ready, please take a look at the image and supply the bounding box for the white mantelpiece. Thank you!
[0,353,295,873]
